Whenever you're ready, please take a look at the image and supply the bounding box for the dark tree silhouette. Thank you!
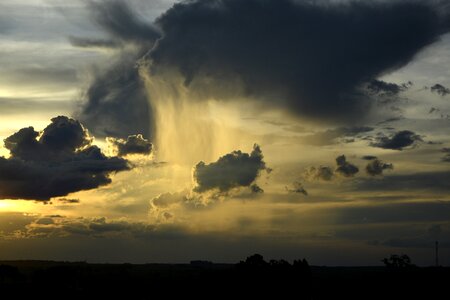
[382,254,415,268]
[235,254,312,298]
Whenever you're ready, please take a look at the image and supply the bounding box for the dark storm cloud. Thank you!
[300,126,373,146]
[430,83,450,96]
[148,0,450,122]
[365,159,393,176]
[4,116,92,161]
[354,171,450,192]
[108,134,153,156]
[442,148,450,162]
[76,51,153,138]
[335,155,359,177]
[370,130,422,150]
[0,116,129,201]
[193,144,266,193]
[367,79,411,96]
[75,1,161,139]
[88,0,160,43]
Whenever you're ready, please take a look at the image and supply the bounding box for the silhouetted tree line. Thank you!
[0,254,449,299]
[235,254,312,298]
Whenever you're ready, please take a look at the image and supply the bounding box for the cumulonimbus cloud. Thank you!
[147,0,450,122]
[0,116,130,201]
[75,0,450,138]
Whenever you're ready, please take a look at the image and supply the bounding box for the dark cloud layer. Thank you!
[75,1,161,139]
[365,158,394,176]
[148,0,450,122]
[193,144,266,193]
[108,134,152,156]
[0,116,129,200]
[371,130,422,150]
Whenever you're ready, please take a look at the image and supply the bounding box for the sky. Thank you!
[0,0,449,266]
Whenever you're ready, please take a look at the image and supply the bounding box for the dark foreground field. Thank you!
[0,255,448,299]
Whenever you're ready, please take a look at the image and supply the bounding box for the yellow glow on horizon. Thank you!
[0,200,38,212]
